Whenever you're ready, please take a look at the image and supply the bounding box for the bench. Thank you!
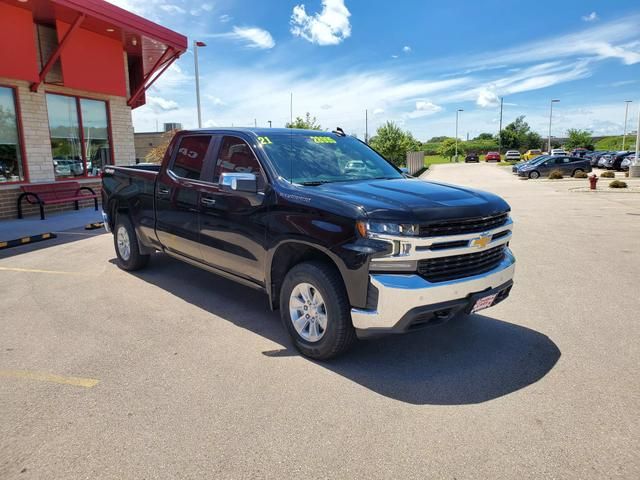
[17,181,98,220]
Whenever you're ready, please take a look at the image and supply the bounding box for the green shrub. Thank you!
[601,171,615,178]
[548,169,564,179]
[609,180,628,189]
[573,171,588,178]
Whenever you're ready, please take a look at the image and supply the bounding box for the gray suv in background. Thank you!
[517,155,592,179]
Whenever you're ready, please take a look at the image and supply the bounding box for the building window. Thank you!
[46,93,112,179]
[0,86,26,183]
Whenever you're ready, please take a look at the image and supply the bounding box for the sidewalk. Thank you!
[0,207,103,241]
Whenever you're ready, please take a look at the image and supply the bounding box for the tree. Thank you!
[369,121,420,166]
[474,132,495,141]
[498,116,543,150]
[426,135,451,143]
[145,129,178,163]
[438,138,465,160]
[285,112,322,130]
[565,129,593,150]
[525,131,543,150]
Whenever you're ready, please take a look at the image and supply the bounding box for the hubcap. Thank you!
[289,283,327,342]
[116,226,131,261]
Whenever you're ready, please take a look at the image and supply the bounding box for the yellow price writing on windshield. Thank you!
[257,136,272,145]
[310,136,336,144]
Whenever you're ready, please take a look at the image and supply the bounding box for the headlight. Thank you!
[356,221,419,238]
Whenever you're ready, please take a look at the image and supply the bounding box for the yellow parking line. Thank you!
[0,370,99,388]
[0,266,96,276]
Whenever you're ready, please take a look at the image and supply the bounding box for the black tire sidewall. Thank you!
[529,171,540,179]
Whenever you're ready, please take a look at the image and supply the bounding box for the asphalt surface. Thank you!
[1,163,639,479]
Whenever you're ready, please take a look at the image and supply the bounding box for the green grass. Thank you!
[497,161,518,166]
[423,155,461,166]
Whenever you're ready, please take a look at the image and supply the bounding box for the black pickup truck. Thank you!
[102,128,515,359]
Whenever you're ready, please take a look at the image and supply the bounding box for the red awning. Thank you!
[2,0,187,107]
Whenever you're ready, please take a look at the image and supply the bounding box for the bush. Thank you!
[548,169,564,179]
[609,180,628,189]
[601,171,615,178]
[573,171,588,178]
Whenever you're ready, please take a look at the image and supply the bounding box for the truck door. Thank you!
[198,135,269,285]
[155,134,213,261]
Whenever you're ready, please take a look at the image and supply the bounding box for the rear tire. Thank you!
[114,215,150,271]
[572,169,583,177]
[279,261,356,360]
[528,170,540,179]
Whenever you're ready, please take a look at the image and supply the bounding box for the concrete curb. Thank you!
[0,232,57,250]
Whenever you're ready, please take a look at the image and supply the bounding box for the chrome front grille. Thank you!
[419,212,509,237]
[417,245,506,282]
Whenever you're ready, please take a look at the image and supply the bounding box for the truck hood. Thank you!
[307,178,509,222]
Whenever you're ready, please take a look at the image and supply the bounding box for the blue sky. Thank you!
[108,0,640,140]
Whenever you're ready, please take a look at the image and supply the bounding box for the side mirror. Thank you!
[219,172,258,193]
[399,167,409,174]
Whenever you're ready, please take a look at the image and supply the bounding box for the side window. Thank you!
[171,135,211,180]
[214,136,262,181]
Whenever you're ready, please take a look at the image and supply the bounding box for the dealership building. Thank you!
[0,0,187,219]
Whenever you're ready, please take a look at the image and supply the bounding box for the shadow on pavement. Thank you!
[127,253,561,406]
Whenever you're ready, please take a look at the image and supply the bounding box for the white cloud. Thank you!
[476,89,500,108]
[407,101,442,118]
[231,26,275,49]
[206,26,276,49]
[159,4,186,14]
[582,12,598,22]
[219,14,232,23]
[205,95,226,106]
[147,96,180,113]
[391,55,399,59]
[202,4,213,12]
[290,0,351,46]
[403,46,411,53]
[373,108,385,116]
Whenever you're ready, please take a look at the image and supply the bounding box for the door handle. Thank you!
[158,186,170,195]
[200,197,216,207]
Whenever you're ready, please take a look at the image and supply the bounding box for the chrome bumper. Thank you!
[351,248,515,333]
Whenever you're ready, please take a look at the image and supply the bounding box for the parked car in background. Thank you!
[551,148,567,156]
[512,155,550,173]
[465,152,479,163]
[571,148,589,158]
[598,152,613,168]
[621,156,633,171]
[523,149,542,160]
[588,150,610,167]
[602,151,634,170]
[485,151,501,162]
[505,150,521,161]
[517,155,591,179]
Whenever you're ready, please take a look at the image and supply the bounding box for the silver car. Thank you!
[505,150,521,161]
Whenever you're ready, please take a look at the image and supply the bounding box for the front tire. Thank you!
[572,169,583,177]
[114,215,150,271]
[279,261,356,360]
[528,170,540,179]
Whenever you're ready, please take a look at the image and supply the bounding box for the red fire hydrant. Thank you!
[589,174,598,190]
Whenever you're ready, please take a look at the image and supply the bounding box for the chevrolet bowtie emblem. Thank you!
[471,234,491,249]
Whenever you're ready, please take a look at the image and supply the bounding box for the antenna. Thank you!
[365,109,368,144]
[332,127,346,136]
[290,92,293,125]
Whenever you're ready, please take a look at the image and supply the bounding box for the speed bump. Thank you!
[0,233,57,250]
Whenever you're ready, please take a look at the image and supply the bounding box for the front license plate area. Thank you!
[470,293,497,313]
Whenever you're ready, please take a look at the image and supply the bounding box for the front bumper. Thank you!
[101,210,111,233]
[351,248,515,338]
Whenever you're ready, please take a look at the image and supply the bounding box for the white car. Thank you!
[551,149,567,156]
[505,150,521,161]
[621,156,633,171]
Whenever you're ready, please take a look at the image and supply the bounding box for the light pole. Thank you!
[547,99,560,152]
[193,40,206,128]
[455,109,463,162]
[622,100,633,150]
[498,97,503,156]
[268,120,272,128]
[632,106,640,178]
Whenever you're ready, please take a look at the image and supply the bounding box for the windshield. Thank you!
[529,155,550,164]
[257,133,403,184]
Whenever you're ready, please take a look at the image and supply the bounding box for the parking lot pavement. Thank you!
[1,163,639,479]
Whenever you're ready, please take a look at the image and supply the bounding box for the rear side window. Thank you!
[171,135,211,180]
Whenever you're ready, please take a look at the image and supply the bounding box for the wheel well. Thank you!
[269,243,339,310]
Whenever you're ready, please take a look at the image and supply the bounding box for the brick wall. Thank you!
[0,179,102,220]
[0,75,135,219]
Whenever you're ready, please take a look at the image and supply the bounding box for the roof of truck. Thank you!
[179,127,343,137]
